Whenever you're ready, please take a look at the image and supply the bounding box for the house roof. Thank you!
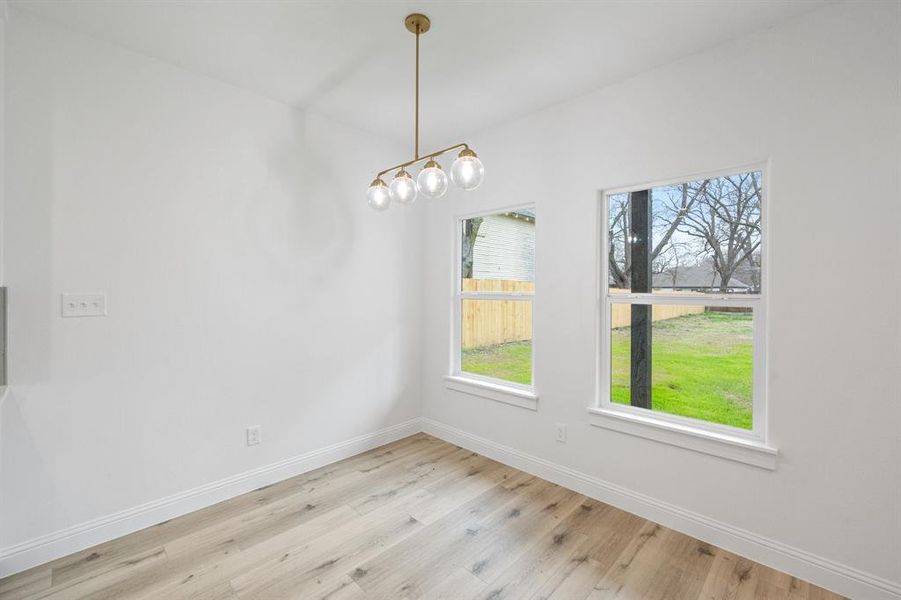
[502,209,535,222]
[652,264,751,290]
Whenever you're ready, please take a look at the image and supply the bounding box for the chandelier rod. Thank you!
[377,142,470,179]
[415,22,420,160]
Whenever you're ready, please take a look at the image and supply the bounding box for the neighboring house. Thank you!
[472,210,535,281]
[652,262,754,293]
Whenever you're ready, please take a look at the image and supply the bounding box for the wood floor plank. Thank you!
[418,567,487,600]
[472,526,593,600]
[513,504,640,600]
[587,524,724,600]
[348,449,501,517]
[27,547,169,600]
[0,568,51,600]
[349,484,518,599]
[536,555,607,600]
[410,456,520,525]
[144,505,390,600]
[230,503,422,598]
[300,576,369,600]
[696,550,760,600]
[0,434,845,600]
[463,479,586,583]
[757,568,825,600]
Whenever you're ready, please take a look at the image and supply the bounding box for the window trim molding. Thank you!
[587,407,777,469]
[449,204,537,404]
[593,162,774,462]
[444,375,538,411]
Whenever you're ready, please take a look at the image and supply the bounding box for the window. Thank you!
[598,169,768,448]
[449,208,535,403]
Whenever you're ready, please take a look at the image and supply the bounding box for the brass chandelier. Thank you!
[367,13,484,211]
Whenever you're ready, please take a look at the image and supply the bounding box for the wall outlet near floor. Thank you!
[555,423,567,443]
[246,426,261,446]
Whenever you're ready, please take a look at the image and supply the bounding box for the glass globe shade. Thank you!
[366,179,390,211]
[417,160,449,198]
[389,170,418,205]
[451,151,485,190]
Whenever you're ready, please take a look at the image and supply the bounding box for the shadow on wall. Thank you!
[237,109,354,287]
[230,108,419,441]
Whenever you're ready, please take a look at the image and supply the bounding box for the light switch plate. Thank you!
[61,293,107,317]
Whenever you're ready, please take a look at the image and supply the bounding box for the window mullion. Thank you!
[460,292,535,301]
[608,294,760,308]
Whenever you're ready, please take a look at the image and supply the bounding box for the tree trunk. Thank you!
[461,217,483,279]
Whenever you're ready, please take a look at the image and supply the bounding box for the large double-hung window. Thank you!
[595,168,773,465]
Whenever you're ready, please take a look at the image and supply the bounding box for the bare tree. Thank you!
[461,217,483,279]
[744,251,762,292]
[608,181,708,288]
[678,172,762,292]
[608,195,631,288]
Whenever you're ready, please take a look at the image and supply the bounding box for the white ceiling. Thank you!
[12,0,826,150]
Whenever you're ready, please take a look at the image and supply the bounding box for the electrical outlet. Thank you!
[61,293,107,317]
[555,423,567,443]
[246,426,261,446]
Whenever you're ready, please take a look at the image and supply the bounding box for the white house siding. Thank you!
[471,213,535,281]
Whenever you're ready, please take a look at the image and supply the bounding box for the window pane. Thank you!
[461,299,532,385]
[607,171,762,294]
[462,210,535,288]
[611,305,753,429]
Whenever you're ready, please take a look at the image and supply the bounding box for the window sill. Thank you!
[587,407,777,470]
[445,375,538,411]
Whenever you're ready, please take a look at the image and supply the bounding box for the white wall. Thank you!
[0,11,421,550]
[422,0,900,591]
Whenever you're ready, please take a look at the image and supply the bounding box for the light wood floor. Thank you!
[0,433,844,600]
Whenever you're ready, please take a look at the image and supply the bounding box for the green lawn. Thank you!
[461,311,753,429]
[611,311,753,429]
[462,341,532,385]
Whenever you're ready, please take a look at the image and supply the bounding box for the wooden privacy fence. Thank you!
[609,289,705,328]
[462,279,533,348]
[462,280,706,348]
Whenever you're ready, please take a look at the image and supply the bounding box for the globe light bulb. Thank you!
[389,169,418,205]
[366,178,390,211]
[417,159,449,199]
[451,148,485,191]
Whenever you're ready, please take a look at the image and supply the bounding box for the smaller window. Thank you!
[453,209,535,388]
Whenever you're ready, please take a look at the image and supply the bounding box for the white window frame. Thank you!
[445,204,538,410]
[590,164,777,469]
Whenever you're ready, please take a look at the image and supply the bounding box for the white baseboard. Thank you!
[422,418,901,600]
[0,417,422,578]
